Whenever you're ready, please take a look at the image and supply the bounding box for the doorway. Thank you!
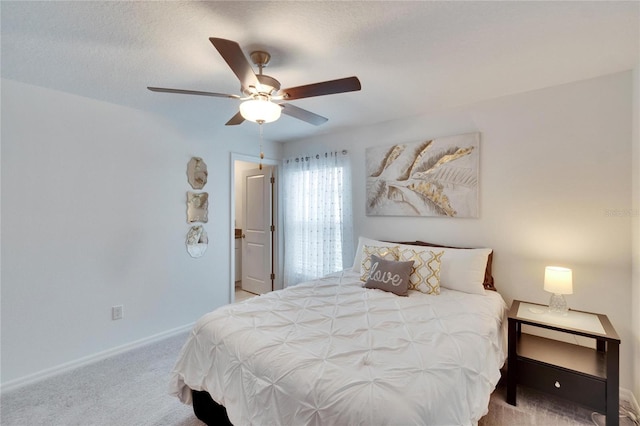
[231,154,280,303]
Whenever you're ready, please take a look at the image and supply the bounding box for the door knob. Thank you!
[242,233,246,239]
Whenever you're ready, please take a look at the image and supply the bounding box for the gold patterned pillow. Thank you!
[398,248,443,294]
[360,245,399,281]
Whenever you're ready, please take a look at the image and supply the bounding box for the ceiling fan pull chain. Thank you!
[259,123,264,170]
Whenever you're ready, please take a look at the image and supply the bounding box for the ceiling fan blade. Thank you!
[281,76,361,101]
[209,38,260,92]
[281,103,328,126]
[147,87,240,99]
[225,111,245,126]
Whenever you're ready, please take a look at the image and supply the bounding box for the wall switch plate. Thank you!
[112,305,123,320]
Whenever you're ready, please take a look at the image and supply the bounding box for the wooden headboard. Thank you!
[396,240,496,291]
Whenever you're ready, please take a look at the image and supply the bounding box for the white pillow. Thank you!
[435,247,491,295]
[351,237,398,273]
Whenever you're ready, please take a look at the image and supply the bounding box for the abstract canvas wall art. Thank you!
[366,132,479,217]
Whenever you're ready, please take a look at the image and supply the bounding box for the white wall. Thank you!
[283,71,634,390]
[0,79,281,388]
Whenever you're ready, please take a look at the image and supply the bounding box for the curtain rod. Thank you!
[286,150,348,163]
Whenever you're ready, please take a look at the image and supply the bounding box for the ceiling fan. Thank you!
[148,37,362,126]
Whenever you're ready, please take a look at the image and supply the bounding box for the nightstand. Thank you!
[507,300,620,426]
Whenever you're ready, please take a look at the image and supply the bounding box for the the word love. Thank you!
[369,261,404,287]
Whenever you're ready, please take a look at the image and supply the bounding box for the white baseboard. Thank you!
[0,323,194,394]
[621,387,640,414]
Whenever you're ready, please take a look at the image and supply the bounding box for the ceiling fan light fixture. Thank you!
[239,98,281,123]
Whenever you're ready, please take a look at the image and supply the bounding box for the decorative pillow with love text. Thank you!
[364,254,414,296]
[360,245,399,281]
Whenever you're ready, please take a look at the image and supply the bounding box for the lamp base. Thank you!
[548,293,568,315]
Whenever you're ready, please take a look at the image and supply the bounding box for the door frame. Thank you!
[230,152,282,303]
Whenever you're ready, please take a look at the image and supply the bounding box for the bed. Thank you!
[170,239,507,426]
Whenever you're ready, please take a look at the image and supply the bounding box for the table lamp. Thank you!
[544,266,573,315]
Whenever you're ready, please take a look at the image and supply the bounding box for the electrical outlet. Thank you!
[112,305,123,320]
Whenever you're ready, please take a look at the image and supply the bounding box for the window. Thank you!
[282,152,354,286]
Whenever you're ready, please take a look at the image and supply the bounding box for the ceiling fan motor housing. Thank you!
[244,74,281,97]
[244,51,280,96]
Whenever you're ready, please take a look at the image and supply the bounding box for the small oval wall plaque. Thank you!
[186,225,208,258]
[187,157,208,190]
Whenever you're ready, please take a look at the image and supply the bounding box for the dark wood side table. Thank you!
[507,300,620,426]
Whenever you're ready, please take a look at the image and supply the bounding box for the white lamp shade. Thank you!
[543,266,573,295]
[239,99,281,123]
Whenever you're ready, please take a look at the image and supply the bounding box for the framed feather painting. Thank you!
[366,132,479,217]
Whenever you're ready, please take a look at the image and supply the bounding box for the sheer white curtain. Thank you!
[282,151,354,286]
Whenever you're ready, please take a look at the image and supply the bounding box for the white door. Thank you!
[241,166,274,294]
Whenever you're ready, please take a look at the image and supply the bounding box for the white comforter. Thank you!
[170,271,507,426]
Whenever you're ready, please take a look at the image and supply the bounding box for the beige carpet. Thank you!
[481,380,592,426]
[482,380,636,426]
[1,331,633,425]
[1,332,201,426]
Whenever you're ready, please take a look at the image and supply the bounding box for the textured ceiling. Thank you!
[2,1,638,142]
